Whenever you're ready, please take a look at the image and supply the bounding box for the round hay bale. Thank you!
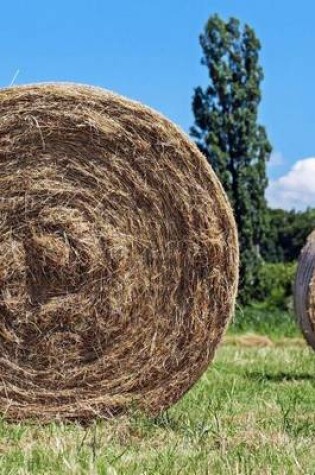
[294,231,315,349]
[0,83,238,421]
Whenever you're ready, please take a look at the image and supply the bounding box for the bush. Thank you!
[255,261,297,310]
[231,262,299,337]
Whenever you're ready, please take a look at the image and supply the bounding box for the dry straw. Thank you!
[0,83,238,421]
[294,231,315,349]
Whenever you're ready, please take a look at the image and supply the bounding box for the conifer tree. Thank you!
[191,15,272,302]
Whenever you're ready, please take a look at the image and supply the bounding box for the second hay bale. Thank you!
[294,231,315,348]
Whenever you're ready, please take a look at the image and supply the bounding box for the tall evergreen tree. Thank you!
[191,15,272,303]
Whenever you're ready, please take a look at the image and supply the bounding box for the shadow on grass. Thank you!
[246,371,315,383]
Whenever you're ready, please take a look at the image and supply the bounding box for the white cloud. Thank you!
[267,157,315,210]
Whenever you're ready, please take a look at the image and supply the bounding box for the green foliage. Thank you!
[255,261,297,309]
[263,208,315,263]
[231,262,297,332]
[191,14,271,304]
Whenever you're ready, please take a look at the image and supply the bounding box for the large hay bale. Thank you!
[0,83,238,421]
[294,231,315,348]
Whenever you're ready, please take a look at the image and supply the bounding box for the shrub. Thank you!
[255,261,297,310]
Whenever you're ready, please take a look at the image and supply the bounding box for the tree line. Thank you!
[191,14,314,304]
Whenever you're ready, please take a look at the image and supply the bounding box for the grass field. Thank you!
[0,310,314,474]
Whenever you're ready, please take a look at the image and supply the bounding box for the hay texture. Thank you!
[294,231,315,349]
[0,83,238,421]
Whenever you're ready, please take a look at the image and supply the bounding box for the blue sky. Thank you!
[1,0,314,209]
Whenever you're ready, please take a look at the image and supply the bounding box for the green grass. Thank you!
[0,340,314,474]
[230,304,299,339]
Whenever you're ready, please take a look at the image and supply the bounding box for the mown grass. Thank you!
[0,333,314,474]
